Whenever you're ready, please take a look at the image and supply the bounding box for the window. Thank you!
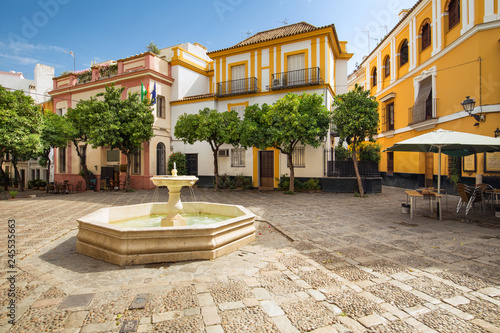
[231,64,245,93]
[421,22,431,50]
[56,108,66,116]
[287,53,306,84]
[411,77,433,124]
[400,40,409,67]
[230,105,246,118]
[231,148,245,167]
[59,146,66,173]
[107,150,120,163]
[289,146,305,168]
[157,95,165,118]
[372,67,377,87]
[386,103,395,131]
[384,56,390,78]
[448,0,460,30]
[132,150,141,175]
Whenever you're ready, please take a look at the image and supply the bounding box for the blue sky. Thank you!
[0,0,417,80]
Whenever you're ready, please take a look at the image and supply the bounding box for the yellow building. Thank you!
[171,22,353,188]
[348,0,500,188]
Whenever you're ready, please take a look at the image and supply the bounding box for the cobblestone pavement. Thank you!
[0,186,499,332]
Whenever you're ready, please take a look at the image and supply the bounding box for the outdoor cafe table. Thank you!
[405,190,443,221]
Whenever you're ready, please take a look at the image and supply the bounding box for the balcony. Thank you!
[270,67,323,90]
[408,98,437,125]
[216,77,259,97]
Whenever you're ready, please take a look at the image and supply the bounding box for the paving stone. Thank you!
[310,326,339,333]
[197,293,214,307]
[201,305,221,326]
[252,287,272,300]
[271,315,300,333]
[404,304,431,317]
[185,307,201,316]
[259,300,285,317]
[443,295,470,306]
[307,288,326,301]
[337,315,367,333]
[471,319,500,333]
[205,325,225,333]
[152,310,183,323]
[437,303,474,320]
[64,311,88,328]
[80,322,116,333]
[218,301,245,311]
[358,314,387,327]
[477,287,500,297]
[31,297,63,308]
[242,297,259,307]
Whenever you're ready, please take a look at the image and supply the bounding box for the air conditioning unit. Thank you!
[218,149,229,157]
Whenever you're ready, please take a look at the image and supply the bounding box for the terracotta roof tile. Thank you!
[208,22,335,54]
[171,93,215,103]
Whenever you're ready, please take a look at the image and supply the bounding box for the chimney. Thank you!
[399,9,409,21]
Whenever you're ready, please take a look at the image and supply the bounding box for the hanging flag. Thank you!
[141,82,146,101]
[146,84,150,102]
[151,83,157,105]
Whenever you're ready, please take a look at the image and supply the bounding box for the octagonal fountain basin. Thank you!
[76,202,256,266]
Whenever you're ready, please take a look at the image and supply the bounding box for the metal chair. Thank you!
[100,179,111,191]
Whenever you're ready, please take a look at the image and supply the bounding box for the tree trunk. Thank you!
[12,157,24,192]
[45,152,51,193]
[352,138,364,196]
[287,153,295,192]
[124,152,132,192]
[0,157,8,191]
[212,148,219,191]
[74,142,90,189]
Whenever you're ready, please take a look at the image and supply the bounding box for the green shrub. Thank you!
[335,145,352,160]
[234,174,253,189]
[357,142,381,163]
[277,174,320,191]
[167,152,187,175]
[218,174,235,189]
[9,190,18,198]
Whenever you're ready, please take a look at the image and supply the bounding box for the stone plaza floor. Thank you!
[0,186,499,332]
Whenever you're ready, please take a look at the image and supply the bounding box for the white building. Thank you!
[169,23,353,188]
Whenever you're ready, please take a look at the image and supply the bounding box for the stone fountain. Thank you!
[76,168,256,266]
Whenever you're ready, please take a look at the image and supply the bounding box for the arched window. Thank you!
[156,142,166,175]
[372,67,377,87]
[421,22,431,50]
[448,0,460,30]
[384,56,391,78]
[400,40,409,67]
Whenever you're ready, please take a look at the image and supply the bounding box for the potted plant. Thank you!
[401,203,410,214]
[37,179,47,191]
[32,179,39,190]
[28,179,36,189]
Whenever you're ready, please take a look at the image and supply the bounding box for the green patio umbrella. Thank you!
[384,129,500,193]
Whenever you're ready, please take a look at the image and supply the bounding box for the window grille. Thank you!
[231,148,245,167]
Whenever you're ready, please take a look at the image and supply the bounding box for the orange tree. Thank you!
[331,84,379,196]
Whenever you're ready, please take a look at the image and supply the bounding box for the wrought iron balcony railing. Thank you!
[270,67,323,90]
[408,98,437,125]
[216,77,259,97]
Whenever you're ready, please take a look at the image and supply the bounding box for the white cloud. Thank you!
[8,41,67,54]
[0,53,39,65]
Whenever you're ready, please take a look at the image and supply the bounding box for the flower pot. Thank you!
[496,207,500,218]
[401,203,410,214]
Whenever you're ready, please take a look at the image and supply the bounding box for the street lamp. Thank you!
[495,127,500,138]
[461,96,484,125]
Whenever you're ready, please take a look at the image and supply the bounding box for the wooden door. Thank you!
[259,151,274,188]
[186,154,198,176]
[425,153,434,187]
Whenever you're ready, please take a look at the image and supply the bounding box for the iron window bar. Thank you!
[216,77,259,97]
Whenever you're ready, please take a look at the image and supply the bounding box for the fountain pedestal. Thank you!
[150,174,198,227]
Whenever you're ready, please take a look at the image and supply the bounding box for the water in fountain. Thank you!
[152,185,160,202]
[189,186,200,214]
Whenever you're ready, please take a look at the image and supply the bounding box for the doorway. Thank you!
[186,154,198,176]
[259,150,274,188]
